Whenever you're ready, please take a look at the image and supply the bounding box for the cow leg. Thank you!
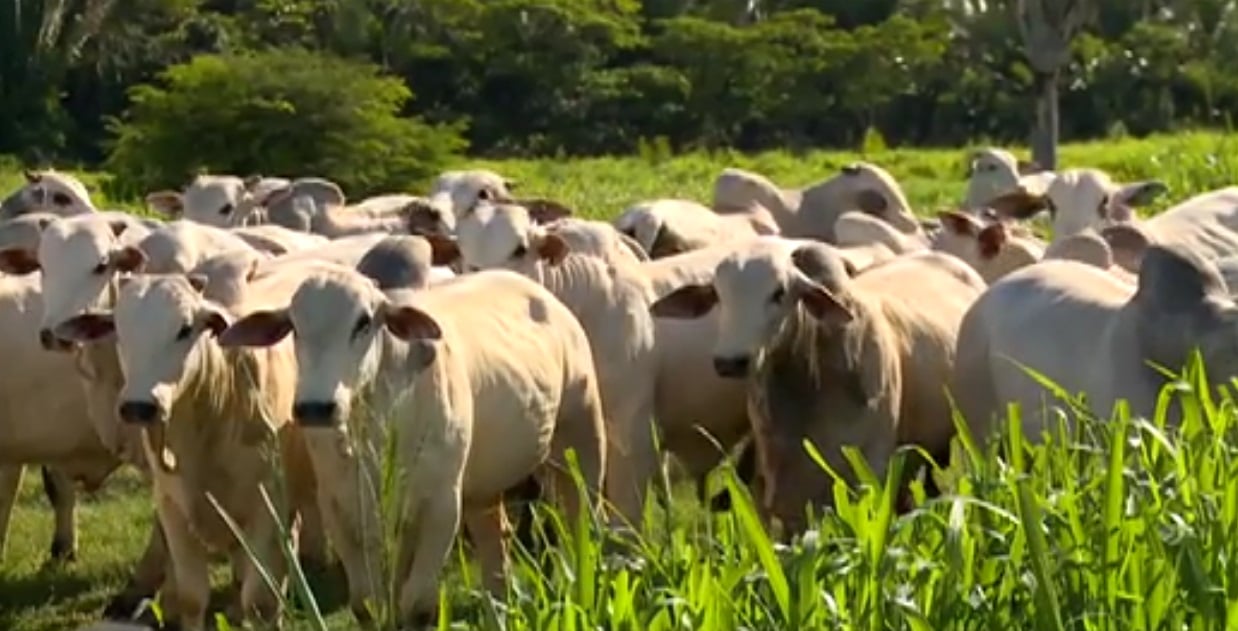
[42,466,78,563]
[462,502,511,597]
[302,430,382,624]
[603,399,659,530]
[0,465,24,561]
[102,521,168,620]
[158,502,212,631]
[238,505,289,624]
[506,475,548,552]
[396,491,462,628]
[282,429,328,572]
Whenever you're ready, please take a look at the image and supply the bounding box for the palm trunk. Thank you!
[1031,69,1059,171]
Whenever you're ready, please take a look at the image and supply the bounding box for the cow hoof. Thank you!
[101,592,155,621]
[48,537,77,564]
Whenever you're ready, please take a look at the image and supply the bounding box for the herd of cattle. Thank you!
[1,146,1237,629]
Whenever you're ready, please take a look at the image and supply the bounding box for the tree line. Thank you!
[2,0,1234,194]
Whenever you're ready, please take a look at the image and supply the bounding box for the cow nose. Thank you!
[713,356,751,378]
[118,401,162,425]
[292,401,338,427]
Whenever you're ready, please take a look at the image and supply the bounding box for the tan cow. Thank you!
[613,199,779,259]
[989,167,1167,238]
[217,267,606,625]
[453,204,657,528]
[652,243,985,536]
[711,163,922,243]
[952,244,1238,445]
[57,271,319,631]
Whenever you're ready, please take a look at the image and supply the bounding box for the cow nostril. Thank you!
[292,401,338,427]
[118,401,161,425]
[713,356,751,378]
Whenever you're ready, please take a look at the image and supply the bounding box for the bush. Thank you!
[104,47,467,197]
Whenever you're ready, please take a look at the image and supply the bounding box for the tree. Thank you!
[1014,0,1093,169]
[104,47,466,196]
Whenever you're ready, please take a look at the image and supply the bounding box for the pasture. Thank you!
[3,131,1238,630]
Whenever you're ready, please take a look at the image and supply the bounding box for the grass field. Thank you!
[3,131,1238,630]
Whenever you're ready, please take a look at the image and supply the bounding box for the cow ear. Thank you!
[795,282,854,325]
[258,185,293,207]
[0,247,41,275]
[382,304,443,341]
[23,170,41,184]
[504,178,518,192]
[938,210,979,236]
[145,191,184,218]
[988,189,1050,220]
[186,273,209,294]
[243,174,264,190]
[108,246,146,273]
[200,307,231,337]
[650,284,718,319]
[424,234,461,266]
[57,313,116,343]
[523,199,574,224]
[217,309,292,348]
[1016,159,1043,175]
[856,189,888,214]
[977,223,1008,260]
[109,219,130,238]
[1116,180,1168,208]
[534,233,570,265]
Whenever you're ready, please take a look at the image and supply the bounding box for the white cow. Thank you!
[453,204,658,528]
[218,267,606,625]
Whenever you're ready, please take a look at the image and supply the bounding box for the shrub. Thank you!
[104,47,467,198]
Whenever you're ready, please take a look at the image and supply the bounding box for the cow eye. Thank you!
[219,203,234,216]
[92,261,108,275]
[1045,196,1058,216]
[512,243,528,258]
[770,287,785,304]
[52,192,71,206]
[477,188,492,201]
[1097,194,1110,217]
[175,324,194,341]
[351,313,371,338]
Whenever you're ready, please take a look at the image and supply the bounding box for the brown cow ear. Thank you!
[1017,159,1043,175]
[522,199,574,224]
[534,233,570,265]
[145,191,184,218]
[186,274,209,294]
[57,312,116,343]
[938,210,979,236]
[23,170,42,184]
[988,189,1049,220]
[109,246,146,273]
[382,304,442,341]
[796,283,853,325]
[424,234,461,266]
[405,199,447,237]
[650,284,718,319]
[856,189,888,214]
[977,223,1008,260]
[200,308,231,337]
[0,247,41,275]
[217,309,291,348]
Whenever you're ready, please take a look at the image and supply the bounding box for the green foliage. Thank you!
[103,48,466,196]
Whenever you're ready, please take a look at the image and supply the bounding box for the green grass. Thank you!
[4,131,1238,630]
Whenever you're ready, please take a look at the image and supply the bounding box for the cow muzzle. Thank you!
[118,401,164,426]
[293,401,339,427]
[713,356,751,378]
